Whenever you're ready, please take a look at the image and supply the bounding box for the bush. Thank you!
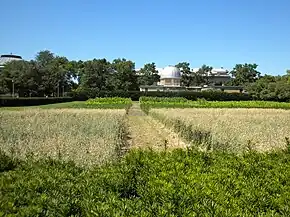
[1,149,290,216]
[69,90,142,101]
[0,97,74,107]
[86,97,132,105]
[85,97,133,111]
[140,97,290,111]
[69,90,252,102]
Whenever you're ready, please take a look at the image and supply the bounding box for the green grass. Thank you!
[1,149,290,216]
[0,101,131,110]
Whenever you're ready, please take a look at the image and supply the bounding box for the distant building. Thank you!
[0,54,23,71]
[138,65,241,92]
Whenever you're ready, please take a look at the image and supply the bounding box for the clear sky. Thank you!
[1,0,289,75]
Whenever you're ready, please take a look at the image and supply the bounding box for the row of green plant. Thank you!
[139,96,188,103]
[140,97,290,112]
[71,90,253,101]
[1,148,290,216]
[85,97,132,111]
[86,97,132,105]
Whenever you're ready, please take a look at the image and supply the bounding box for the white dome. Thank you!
[160,66,181,79]
[211,68,228,74]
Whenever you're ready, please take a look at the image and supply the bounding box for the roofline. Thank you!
[0,54,22,59]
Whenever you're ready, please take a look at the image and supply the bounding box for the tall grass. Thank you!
[0,109,127,166]
[150,108,290,152]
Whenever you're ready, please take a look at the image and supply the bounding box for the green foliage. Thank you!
[246,74,290,102]
[1,149,290,216]
[86,97,132,105]
[196,64,213,85]
[137,63,160,86]
[229,63,261,86]
[86,97,132,110]
[140,97,290,111]
[140,96,188,103]
[0,50,77,97]
[176,62,193,87]
[0,150,19,172]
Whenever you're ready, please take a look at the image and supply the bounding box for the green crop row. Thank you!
[86,97,132,105]
[85,97,132,111]
[140,97,290,112]
[139,96,188,103]
[1,148,290,216]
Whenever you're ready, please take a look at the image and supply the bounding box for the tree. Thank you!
[246,74,290,101]
[196,64,212,85]
[0,50,78,97]
[33,51,75,96]
[138,63,160,86]
[35,50,54,67]
[78,58,110,92]
[286,69,290,84]
[230,63,261,86]
[176,62,192,87]
[0,60,38,97]
[111,58,139,91]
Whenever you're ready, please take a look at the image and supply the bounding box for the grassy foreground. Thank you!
[1,149,290,216]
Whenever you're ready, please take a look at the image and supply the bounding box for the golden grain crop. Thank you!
[0,109,126,166]
[151,108,290,152]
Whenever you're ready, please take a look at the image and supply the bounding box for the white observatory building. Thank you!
[139,64,237,92]
[158,65,181,87]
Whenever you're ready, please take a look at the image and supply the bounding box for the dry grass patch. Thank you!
[127,116,185,150]
[0,109,126,166]
[151,108,290,152]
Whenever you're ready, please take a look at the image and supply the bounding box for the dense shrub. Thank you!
[86,97,132,111]
[86,97,132,105]
[0,97,73,107]
[140,97,290,112]
[1,149,290,216]
[140,96,188,103]
[69,90,142,101]
[69,90,252,101]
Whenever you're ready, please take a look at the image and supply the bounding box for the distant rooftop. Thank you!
[0,54,23,68]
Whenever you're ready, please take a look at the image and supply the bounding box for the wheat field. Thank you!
[151,108,290,152]
[0,109,126,166]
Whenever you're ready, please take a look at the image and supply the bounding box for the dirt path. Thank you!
[126,102,186,150]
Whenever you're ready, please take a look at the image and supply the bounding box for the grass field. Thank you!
[0,109,127,166]
[150,108,290,152]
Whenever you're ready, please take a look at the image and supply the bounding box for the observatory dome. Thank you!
[160,66,181,79]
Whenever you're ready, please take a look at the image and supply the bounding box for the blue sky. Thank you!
[1,0,289,75]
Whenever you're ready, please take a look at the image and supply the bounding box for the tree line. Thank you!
[0,50,289,101]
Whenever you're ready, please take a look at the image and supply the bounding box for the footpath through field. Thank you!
[126,102,186,150]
